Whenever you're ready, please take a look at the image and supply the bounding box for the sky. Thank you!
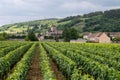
[0,0,120,26]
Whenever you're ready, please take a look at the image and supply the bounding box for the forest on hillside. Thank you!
[58,9,120,32]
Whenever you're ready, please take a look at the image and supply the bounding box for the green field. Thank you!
[0,41,120,80]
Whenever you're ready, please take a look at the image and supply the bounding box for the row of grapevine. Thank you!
[42,43,76,79]
[45,42,120,80]
[1,41,120,80]
[0,43,32,79]
[0,43,14,49]
[63,43,120,62]
[0,43,26,57]
[6,43,36,80]
[0,41,22,49]
[39,44,56,80]
[48,43,120,71]
[42,43,94,80]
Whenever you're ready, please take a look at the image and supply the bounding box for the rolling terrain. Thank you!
[0,8,120,35]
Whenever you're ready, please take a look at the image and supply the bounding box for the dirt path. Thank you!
[27,46,42,80]
[50,59,66,80]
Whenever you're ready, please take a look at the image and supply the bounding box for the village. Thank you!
[36,26,120,43]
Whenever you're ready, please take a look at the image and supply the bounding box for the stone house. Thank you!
[37,34,44,41]
[46,26,63,37]
[84,32,111,43]
[83,32,92,39]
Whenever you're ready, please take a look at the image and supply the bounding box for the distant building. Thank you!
[45,26,63,37]
[83,32,111,43]
[107,32,120,39]
[70,38,87,43]
[83,32,92,39]
[37,34,44,41]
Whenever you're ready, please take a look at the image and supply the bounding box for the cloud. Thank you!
[60,1,105,15]
[0,0,120,26]
[61,1,97,10]
[0,0,120,16]
[0,16,43,26]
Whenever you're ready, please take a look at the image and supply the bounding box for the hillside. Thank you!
[0,19,58,34]
[0,8,120,34]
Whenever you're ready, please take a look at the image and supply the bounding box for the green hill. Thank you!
[0,8,120,35]
[0,19,58,34]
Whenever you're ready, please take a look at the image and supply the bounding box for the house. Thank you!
[84,32,111,43]
[83,32,92,39]
[46,26,63,37]
[37,34,44,41]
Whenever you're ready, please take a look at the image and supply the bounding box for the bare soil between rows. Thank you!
[50,59,66,80]
[27,46,42,80]
[27,45,65,80]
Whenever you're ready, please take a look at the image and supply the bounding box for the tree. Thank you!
[112,37,120,43]
[2,32,9,39]
[0,32,9,41]
[63,28,70,42]
[70,28,79,39]
[0,36,5,41]
[25,36,30,41]
[25,30,38,41]
[63,28,79,42]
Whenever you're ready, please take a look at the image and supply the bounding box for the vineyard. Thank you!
[0,41,120,80]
